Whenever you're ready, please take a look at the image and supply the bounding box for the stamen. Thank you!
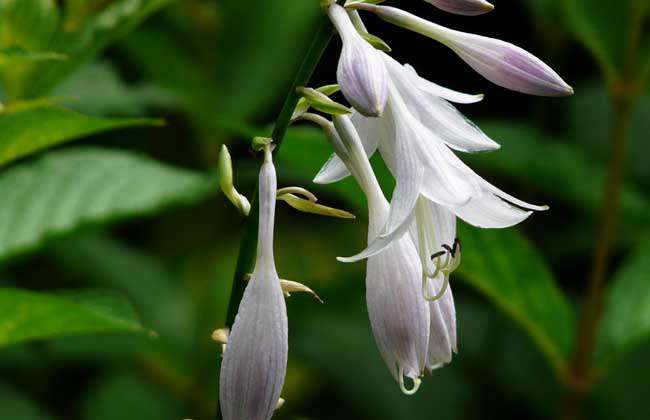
[422,273,450,302]
[398,366,422,395]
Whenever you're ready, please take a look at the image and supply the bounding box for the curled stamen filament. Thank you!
[422,272,450,302]
[398,366,422,395]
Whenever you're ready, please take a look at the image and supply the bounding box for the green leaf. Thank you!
[0,46,66,65]
[53,62,176,117]
[563,0,648,81]
[456,225,576,376]
[4,0,172,99]
[0,0,59,51]
[0,147,216,262]
[595,238,650,369]
[0,288,146,346]
[0,102,161,165]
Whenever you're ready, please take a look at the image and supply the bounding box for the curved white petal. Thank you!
[220,156,288,420]
[329,3,388,116]
[426,282,456,372]
[424,0,494,16]
[404,64,484,104]
[367,235,430,382]
[314,152,350,184]
[384,55,499,153]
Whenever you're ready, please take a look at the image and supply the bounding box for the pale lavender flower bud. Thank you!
[328,3,388,116]
[352,4,573,97]
[424,0,494,16]
[219,149,288,420]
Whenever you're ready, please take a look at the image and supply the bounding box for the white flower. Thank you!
[219,148,288,420]
[316,57,547,294]
[328,3,388,117]
[424,0,494,16]
[305,113,456,392]
[350,3,574,97]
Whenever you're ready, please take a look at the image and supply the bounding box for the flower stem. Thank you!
[561,91,633,420]
[214,10,336,420]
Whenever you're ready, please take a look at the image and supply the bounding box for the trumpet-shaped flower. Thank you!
[219,148,288,420]
[305,113,456,392]
[328,3,388,117]
[316,56,547,294]
[351,3,573,97]
[424,0,494,16]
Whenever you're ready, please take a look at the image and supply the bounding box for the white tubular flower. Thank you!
[328,3,388,117]
[317,60,546,285]
[424,0,494,16]
[351,3,573,97]
[219,147,288,420]
[304,112,437,393]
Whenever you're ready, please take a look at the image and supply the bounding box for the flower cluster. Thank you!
[218,0,571,418]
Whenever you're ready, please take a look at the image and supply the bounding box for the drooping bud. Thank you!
[277,191,355,219]
[328,3,389,116]
[219,145,288,420]
[352,4,574,97]
[423,0,494,16]
[218,145,251,216]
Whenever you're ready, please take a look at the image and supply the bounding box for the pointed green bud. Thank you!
[278,192,355,219]
[218,145,251,216]
[292,84,341,121]
[361,32,392,51]
[295,86,351,117]
[345,0,385,6]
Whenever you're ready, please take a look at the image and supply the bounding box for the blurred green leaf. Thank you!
[0,102,161,166]
[81,372,184,420]
[457,224,576,376]
[0,147,216,262]
[0,383,55,420]
[595,238,650,369]
[563,0,648,81]
[468,121,649,225]
[2,0,172,99]
[53,62,176,117]
[0,288,146,346]
[0,0,59,51]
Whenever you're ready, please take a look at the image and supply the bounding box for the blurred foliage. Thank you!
[0,0,648,419]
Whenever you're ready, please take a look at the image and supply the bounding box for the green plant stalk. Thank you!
[561,93,633,420]
[214,9,336,420]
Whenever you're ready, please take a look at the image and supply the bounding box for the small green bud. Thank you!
[278,191,355,219]
[218,145,251,216]
[292,84,340,121]
[295,86,351,116]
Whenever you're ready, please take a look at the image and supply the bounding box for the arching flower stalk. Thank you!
[219,145,288,420]
[301,112,456,393]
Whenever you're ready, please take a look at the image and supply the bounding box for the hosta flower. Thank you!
[219,148,288,420]
[350,3,573,97]
[317,56,547,294]
[304,113,456,392]
[328,2,388,117]
[424,0,494,16]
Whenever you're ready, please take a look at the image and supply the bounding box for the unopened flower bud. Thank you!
[353,3,574,97]
[329,3,388,116]
[218,145,251,216]
[423,0,494,16]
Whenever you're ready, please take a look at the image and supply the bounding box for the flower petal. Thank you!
[404,64,484,104]
[329,3,389,116]
[424,0,494,16]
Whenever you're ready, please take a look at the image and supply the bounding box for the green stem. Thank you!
[561,92,633,420]
[214,10,335,420]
